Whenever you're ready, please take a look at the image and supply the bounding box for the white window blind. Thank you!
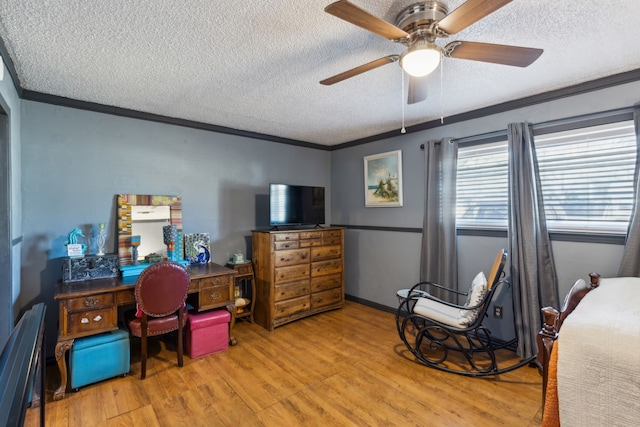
[456,141,509,229]
[456,120,637,234]
[536,120,636,233]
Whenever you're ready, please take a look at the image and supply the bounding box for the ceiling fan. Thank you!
[320,0,543,104]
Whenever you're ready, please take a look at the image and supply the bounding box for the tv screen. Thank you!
[270,184,325,227]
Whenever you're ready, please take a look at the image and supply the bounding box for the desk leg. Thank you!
[225,304,237,346]
[53,338,74,401]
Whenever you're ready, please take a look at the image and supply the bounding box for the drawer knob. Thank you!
[210,278,221,285]
[84,297,99,307]
[93,315,102,322]
[81,317,89,324]
[211,292,220,299]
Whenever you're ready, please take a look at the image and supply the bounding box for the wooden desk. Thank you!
[53,263,237,400]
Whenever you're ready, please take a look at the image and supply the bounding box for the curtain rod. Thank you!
[418,105,635,149]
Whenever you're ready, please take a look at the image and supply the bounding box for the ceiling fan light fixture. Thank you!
[400,40,441,77]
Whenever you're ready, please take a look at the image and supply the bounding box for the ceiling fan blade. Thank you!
[437,0,512,35]
[325,0,408,41]
[408,75,428,104]
[320,55,399,85]
[444,41,543,67]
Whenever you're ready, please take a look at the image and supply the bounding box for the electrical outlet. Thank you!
[493,305,503,319]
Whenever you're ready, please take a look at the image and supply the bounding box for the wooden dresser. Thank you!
[252,227,344,331]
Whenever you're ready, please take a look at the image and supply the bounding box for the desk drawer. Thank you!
[115,289,135,305]
[199,284,231,308]
[68,307,117,335]
[274,296,310,319]
[234,264,253,275]
[67,294,114,311]
[197,275,231,289]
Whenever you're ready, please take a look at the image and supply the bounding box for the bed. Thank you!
[536,273,640,426]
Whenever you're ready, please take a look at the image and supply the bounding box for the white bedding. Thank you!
[557,277,640,426]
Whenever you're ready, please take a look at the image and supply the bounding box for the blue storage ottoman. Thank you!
[186,310,230,358]
[69,327,130,389]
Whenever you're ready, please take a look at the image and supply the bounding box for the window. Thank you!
[536,121,636,233]
[456,141,508,229]
[456,120,636,234]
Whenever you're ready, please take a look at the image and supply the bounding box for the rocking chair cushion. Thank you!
[458,271,487,326]
[414,297,464,328]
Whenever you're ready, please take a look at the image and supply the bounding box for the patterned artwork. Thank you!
[183,233,211,264]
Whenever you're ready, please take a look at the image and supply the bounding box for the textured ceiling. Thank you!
[0,0,639,146]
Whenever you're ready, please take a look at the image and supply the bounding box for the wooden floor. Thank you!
[27,301,543,426]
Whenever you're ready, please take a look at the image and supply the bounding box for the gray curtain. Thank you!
[507,123,559,359]
[420,138,458,301]
[618,103,640,277]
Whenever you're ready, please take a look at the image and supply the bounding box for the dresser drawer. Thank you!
[322,230,342,239]
[199,284,231,308]
[197,275,231,288]
[66,294,114,311]
[311,274,342,293]
[68,307,117,335]
[274,233,299,242]
[274,249,309,267]
[299,238,323,248]
[274,240,299,250]
[310,245,342,262]
[311,259,343,277]
[274,280,310,302]
[274,264,310,284]
[311,289,343,309]
[274,296,310,318]
[322,230,342,245]
[299,231,323,240]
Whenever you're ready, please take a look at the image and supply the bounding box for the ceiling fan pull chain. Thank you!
[440,51,444,124]
[401,69,406,133]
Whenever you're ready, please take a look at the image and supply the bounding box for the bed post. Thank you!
[536,273,601,407]
[536,306,559,402]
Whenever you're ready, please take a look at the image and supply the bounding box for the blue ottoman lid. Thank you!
[73,328,129,351]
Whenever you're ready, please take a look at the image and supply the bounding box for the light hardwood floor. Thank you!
[28,301,543,426]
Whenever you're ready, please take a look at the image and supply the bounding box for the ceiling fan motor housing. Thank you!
[395,1,449,38]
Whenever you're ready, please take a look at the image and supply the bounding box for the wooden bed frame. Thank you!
[535,272,601,403]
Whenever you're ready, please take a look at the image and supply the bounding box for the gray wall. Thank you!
[19,100,331,352]
[331,81,638,336]
[0,60,22,344]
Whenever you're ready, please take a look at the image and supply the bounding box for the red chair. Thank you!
[127,261,190,379]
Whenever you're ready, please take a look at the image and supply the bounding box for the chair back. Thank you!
[486,249,507,290]
[135,261,190,317]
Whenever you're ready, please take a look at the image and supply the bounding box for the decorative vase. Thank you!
[96,223,106,256]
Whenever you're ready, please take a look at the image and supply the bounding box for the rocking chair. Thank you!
[396,249,533,376]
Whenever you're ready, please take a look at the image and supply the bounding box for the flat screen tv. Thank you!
[269,184,325,227]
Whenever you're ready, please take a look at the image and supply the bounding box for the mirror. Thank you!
[117,194,183,266]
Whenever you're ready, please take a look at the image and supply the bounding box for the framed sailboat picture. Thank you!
[364,150,403,207]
